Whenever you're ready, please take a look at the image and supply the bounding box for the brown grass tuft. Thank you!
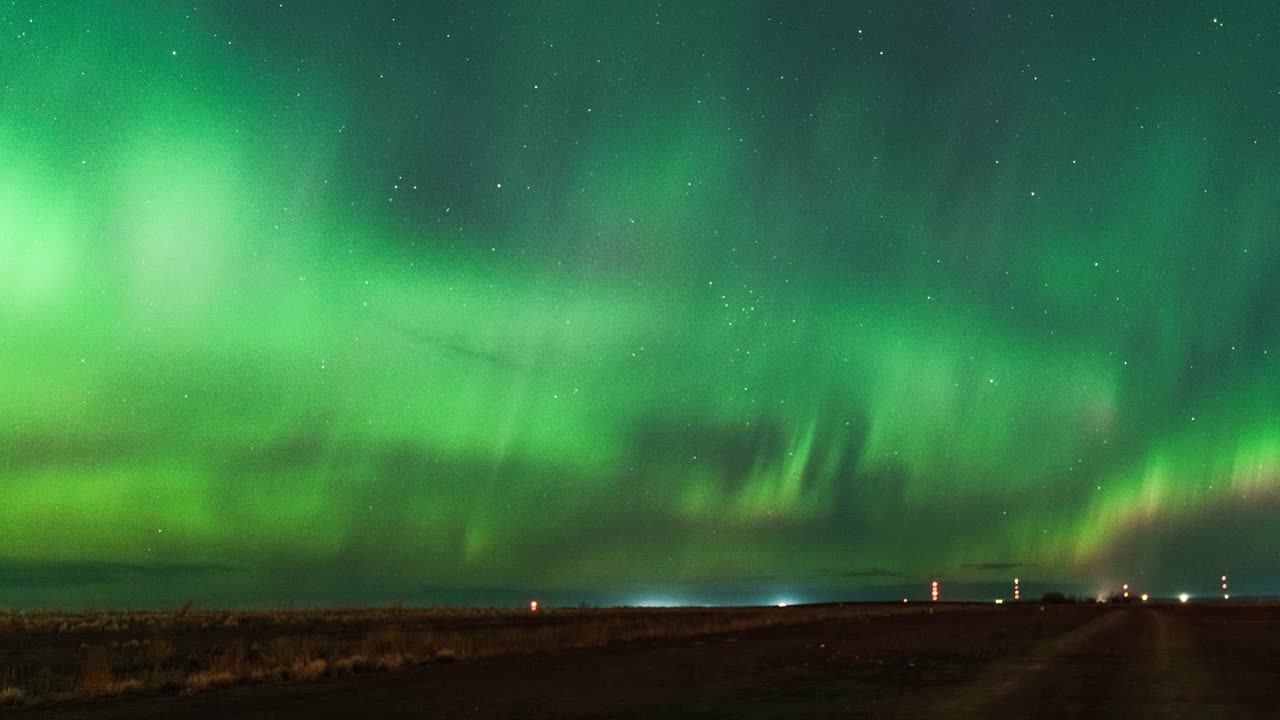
[290,658,327,682]
[0,686,25,706]
[77,646,116,696]
[183,670,236,694]
[374,653,404,671]
[361,626,406,657]
[209,639,250,677]
[145,636,175,668]
[76,646,145,698]
[331,654,371,674]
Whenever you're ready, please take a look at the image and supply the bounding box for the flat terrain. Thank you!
[11,603,1280,718]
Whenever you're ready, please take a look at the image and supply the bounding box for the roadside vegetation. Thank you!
[0,603,967,707]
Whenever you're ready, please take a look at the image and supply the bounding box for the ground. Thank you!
[11,603,1279,719]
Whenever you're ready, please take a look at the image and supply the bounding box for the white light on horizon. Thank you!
[631,597,688,608]
[1179,593,1190,603]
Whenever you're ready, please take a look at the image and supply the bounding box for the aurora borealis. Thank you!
[2,1,1278,607]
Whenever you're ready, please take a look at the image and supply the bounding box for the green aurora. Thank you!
[1,1,1278,606]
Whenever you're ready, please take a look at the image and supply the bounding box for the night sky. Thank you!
[2,1,1278,608]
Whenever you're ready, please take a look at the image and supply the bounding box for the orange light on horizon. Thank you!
[530,600,539,612]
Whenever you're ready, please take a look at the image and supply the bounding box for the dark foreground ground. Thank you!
[15,603,1280,719]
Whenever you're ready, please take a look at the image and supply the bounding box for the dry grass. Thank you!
[77,646,117,696]
[0,603,966,706]
[182,670,236,694]
[145,636,175,668]
[0,686,25,705]
[291,658,328,682]
[330,654,371,674]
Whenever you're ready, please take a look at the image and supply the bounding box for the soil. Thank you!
[15,603,1280,719]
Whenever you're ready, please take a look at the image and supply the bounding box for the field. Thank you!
[2,602,1277,718]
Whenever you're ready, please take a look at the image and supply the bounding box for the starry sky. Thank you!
[2,1,1278,608]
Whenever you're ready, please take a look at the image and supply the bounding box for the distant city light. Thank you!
[995,598,1004,605]
[1179,593,1190,603]
[930,580,939,602]
[530,600,539,612]
[902,598,908,603]
[777,602,788,608]
[1141,594,1149,602]
[632,597,687,608]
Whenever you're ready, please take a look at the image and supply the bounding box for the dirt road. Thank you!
[25,604,1280,719]
[917,605,1275,718]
